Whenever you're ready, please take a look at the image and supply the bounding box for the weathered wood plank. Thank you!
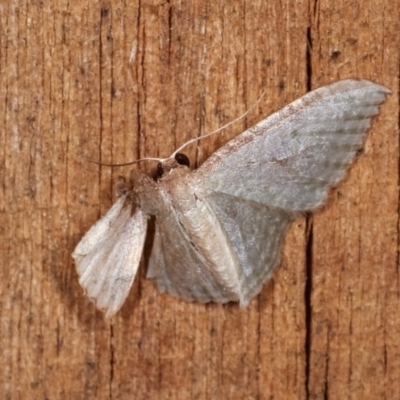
[0,0,398,399]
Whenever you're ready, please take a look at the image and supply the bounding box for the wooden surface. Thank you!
[1,1,398,399]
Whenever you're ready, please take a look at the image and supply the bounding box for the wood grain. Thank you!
[1,0,398,399]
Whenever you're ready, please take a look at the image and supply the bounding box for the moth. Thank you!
[73,79,390,317]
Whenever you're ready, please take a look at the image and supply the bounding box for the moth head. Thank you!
[156,152,190,179]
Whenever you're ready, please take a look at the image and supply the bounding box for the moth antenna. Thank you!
[171,89,267,158]
[84,157,164,167]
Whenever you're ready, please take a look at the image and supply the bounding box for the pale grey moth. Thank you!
[73,79,390,318]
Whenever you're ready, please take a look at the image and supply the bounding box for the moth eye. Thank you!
[175,153,190,168]
[157,162,164,178]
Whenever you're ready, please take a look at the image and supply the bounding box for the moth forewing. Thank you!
[73,195,147,318]
[168,177,243,298]
[196,79,391,212]
[146,168,243,303]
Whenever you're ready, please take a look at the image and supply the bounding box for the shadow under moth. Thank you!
[73,79,390,318]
